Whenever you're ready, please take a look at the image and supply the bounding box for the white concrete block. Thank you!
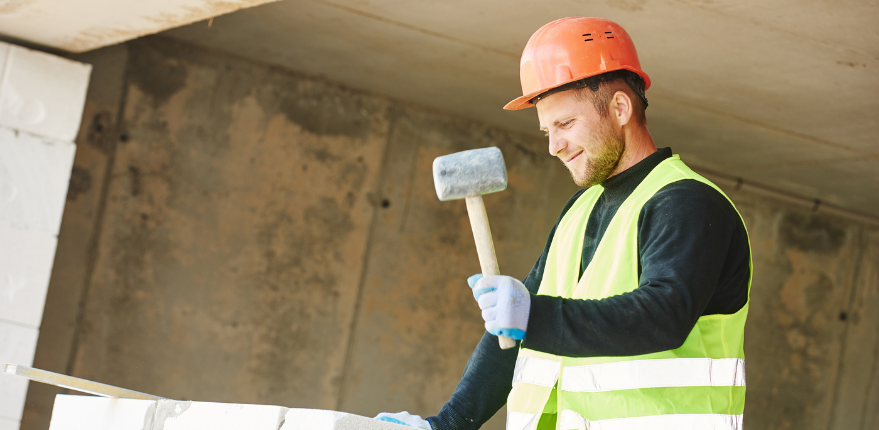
[0,322,38,421]
[0,43,91,142]
[0,126,76,236]
[45,396,410,430]
[0,44,8,84]
[49,395,155,430]
[0,224,58,328]
[0,416,20,430]
[282,409,409,430]
[156,400,285,430]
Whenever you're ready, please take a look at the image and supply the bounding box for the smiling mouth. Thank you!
[566,151,583,164]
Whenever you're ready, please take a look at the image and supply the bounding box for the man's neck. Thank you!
[609,124,657,179]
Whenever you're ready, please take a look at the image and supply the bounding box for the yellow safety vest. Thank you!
[506,155,752,430]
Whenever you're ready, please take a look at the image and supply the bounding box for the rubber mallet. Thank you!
[432,147,516,350]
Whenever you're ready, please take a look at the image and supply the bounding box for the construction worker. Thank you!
[377,17,751,430]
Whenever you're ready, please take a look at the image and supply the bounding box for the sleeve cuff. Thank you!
[427,404,479,430]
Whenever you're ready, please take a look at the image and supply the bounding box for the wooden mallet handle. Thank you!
[465,196,517,350]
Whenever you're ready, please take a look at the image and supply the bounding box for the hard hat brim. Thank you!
[503,75,585,111]
[503,92,541,111]
[503,67,651,111]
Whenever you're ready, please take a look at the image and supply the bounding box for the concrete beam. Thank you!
[0,0,281,53]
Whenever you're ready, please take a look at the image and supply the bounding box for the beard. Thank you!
[566,119,625,187]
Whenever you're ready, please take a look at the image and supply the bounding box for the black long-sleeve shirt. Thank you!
[427,148,751,430]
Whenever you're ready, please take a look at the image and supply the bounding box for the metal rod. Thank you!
[2,363,165,401]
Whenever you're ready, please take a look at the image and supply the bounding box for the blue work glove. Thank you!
[467,274,530,340]
[374,412,432,429]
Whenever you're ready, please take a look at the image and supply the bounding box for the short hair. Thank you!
[532,70,648,124]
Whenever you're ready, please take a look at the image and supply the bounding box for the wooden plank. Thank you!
[3,365,163,401]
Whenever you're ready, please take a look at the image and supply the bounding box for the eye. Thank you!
[560,119,574,128]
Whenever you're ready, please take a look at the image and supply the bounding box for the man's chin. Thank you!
[569,165,616,187]
[570,170,600,188]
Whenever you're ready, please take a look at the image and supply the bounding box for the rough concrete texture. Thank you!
[48,395,408,430]
[65,37,393,410]
[22,36,879,430]
[713,185,879,429]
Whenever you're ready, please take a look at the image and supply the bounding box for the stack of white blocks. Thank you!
[49,395,409,430]
[0,42,91,430]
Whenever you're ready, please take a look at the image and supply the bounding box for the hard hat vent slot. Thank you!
[584,32,614,41]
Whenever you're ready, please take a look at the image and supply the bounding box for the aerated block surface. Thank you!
[48,395,410,430]
[0,126,76,235]
[0,323,38,421]
[0,224,57,327]
[0,42,91,142]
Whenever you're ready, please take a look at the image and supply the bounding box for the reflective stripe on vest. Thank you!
[559,410,743,430]
[508,410,744,430]
[513,356,561,387]
[507,411,540,430]
[505,155,752,430]
[560,357,746,392]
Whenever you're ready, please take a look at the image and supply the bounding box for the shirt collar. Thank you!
[600,147,673,197]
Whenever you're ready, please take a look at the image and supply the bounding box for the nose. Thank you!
[548,130,567,157]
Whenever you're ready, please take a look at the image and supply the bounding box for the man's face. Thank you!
[537,90,624,187]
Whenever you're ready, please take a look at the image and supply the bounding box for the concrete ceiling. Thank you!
[159,0,878,217]
[0,0,279,52]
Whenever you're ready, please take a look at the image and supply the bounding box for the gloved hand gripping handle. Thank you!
[465,195,517,350]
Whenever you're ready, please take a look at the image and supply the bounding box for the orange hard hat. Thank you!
[504,17,651,110]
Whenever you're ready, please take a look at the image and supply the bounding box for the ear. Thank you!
[611,91,633,127]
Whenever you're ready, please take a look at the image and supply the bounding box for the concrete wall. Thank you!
[20,37,879,430]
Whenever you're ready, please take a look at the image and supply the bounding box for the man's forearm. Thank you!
[523,287,699,357]
[428,331,518,430]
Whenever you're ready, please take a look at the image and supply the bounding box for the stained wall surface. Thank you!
[22,37,879,430]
